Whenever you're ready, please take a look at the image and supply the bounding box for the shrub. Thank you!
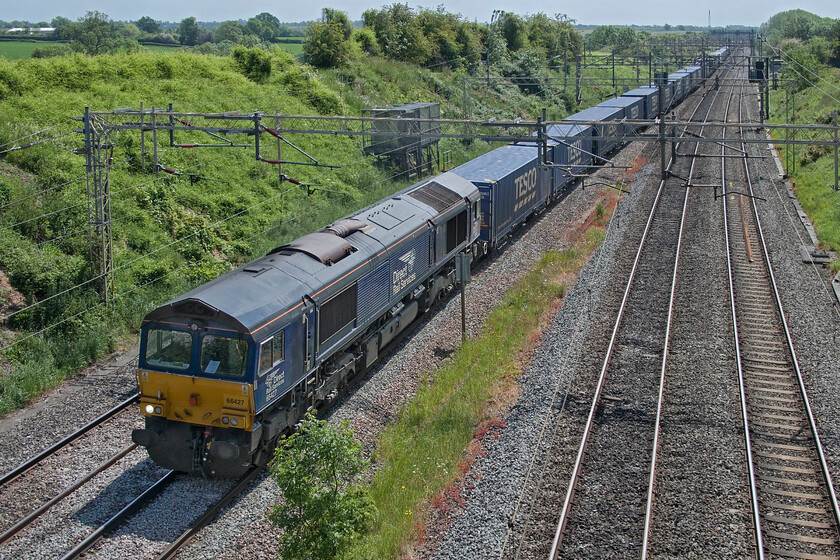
[31,44,74,59]
[268,412,376,560]
[304,22,350,68]
[232,46,272,82]
[353,28,379,56]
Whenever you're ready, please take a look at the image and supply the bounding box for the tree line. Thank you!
[304,6,582,72]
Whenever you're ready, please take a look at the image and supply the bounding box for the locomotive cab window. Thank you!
[145,329,192,370]
[258,332,285,376]
[201,335,248,378]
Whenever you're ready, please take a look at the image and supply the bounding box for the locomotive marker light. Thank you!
[455,252,471,343]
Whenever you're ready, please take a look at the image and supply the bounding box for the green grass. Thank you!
[349,224,609,558]
[276,42,304,55]
[768,65,840,266]
[0,48,502,412]
[0,41,42,59]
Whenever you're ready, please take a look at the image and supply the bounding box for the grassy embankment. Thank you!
[768,65,840,268]
[348,201,615,558]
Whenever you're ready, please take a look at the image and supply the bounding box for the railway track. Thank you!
[724,68,840,560]
[544,62,736,559]
[0,392,142,547]
[53,466,262,560]
[0,392,139,489]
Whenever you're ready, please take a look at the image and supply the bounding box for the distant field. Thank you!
[277,42,304,55]
[0,41,42,59]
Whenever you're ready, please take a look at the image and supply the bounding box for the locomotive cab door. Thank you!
[302,297,317,374]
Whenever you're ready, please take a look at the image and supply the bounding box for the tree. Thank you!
[268,412,375,560]
[136,16,160,35]
[362,4,431,64]
[50,16,73,40]
[177,16,200,46]
[304,20,350,68]
[832,20,840,67]
[322,8,353,41]
[498,12,528,52]
[246,14,280,42]
[71,11,131,55]
[214,20,245,43]
[254,12,281,30]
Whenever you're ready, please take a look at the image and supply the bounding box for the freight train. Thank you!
[131,47,731,477]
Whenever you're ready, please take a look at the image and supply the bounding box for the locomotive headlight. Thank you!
[221,417,230,425]
[230,417,239,427]
[154,406,162,415]
[145,404,155,415]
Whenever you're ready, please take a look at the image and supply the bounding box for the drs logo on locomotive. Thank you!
[513,168,538,212]
[393,249,417,294]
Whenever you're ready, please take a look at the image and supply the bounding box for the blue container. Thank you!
[622,86,660,119]
[451,144,549,247]
[598,96,646,132]
[682,65,702,93]
[668,71,690,105]
[544,123,593,195]
[564,105,624,158]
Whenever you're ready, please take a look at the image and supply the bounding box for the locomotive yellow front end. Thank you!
[131,321,264,478]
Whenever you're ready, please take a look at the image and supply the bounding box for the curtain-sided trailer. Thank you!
[451,144,550,250]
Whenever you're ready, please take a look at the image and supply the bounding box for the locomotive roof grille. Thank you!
[407,181,461,212]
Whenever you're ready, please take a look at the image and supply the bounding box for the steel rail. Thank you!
[154,466,263,560]
[0,443,138,545]
[639,61,731,559]
[738,70,840,547]
[547,64,720,560]
[0,392,140,488]
[58,470,176,560]
[722,59,767,560]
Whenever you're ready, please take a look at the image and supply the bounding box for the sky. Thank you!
[4,0,840,27]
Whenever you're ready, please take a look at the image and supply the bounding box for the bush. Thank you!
[232,46,272,82]
[353,28,379,56]
[31,44,74,58]
[303,22,350,68]
[268,412,376,560]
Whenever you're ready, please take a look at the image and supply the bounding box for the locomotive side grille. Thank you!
[446,211,468,254]
[357,262,390,322]
[319,283,357,343]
